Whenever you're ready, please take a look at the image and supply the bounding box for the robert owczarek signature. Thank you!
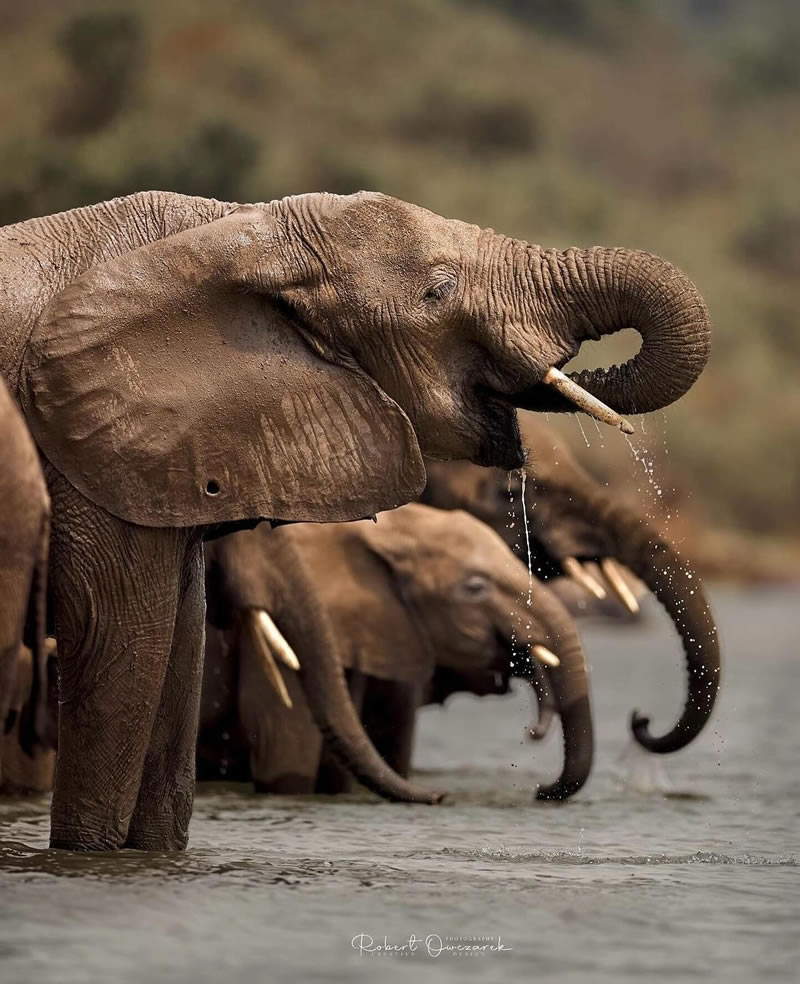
[351,934,512,958]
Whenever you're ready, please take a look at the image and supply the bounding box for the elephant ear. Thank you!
[289,522,435,685]
[20,209,425,527]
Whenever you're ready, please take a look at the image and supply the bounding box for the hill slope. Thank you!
[0,0,797,571]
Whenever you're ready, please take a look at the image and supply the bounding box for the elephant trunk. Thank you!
[510,583,593,801]
[515,247,711,416]
[614,517,720,753]
[535,658,594,802]
[269,535,442,803]
[527,662,556,740]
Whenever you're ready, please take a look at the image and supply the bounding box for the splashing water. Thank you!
[613,739,674,795]
[624,432,665,518]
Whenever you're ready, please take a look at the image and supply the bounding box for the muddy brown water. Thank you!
[0,586,797,983]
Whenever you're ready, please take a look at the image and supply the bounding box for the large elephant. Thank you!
[422,416,721,754]
[200,503,592,800]
[0,190,710,849]
[0,377,50,771]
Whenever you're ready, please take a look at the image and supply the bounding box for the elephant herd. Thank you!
[0,189,719,851]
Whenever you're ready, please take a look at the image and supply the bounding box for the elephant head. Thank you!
[288,503,594,801]
[422,416,721,755]
[19,192,711,531]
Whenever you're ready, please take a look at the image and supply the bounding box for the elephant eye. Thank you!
[423,276,456,304]
[458,573,491,600]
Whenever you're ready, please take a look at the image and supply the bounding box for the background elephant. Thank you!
[0,641,57,795]
[200,523,443,803]
[1,189,710,849]
[422,415,721,754]
[200,503,594,801]
[0,377,50,772]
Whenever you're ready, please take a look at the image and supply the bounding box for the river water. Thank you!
[0,586,797,983]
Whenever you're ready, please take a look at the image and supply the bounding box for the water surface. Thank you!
[1,587,797,983]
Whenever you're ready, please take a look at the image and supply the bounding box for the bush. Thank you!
[733,206,800,278]
[50,12,145,136]
[397,88,541,159]
[128,123,260,202]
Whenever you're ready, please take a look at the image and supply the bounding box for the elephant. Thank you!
[200,520,446,803]
[421,416,721,754]
[0,640,57,795]
[0,377,50,772]
[0,189,711,849]
[199,503,593,801]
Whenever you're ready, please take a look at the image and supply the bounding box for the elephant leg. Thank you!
[47,470,187,851]
[125,536,205,851]
[360,678,419,778]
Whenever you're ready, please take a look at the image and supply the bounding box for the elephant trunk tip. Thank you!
[629,707,709,754]
[630,709,654,749]
[535,778,584,802]
[534,694,593,802]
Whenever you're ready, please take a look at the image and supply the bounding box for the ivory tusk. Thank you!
[246,611,293,709]
[600,558,640,615]
[543,367,635,434]
[532,644,561,668]
[256,609,300,670]
[562,556,607,600]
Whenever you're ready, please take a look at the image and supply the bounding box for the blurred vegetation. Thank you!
[0,0,797,574]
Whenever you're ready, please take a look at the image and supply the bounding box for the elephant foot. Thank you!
[49,821,128,852]
[124,823,190,853]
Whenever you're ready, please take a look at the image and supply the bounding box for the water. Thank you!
[0,587,798,983]
[519,469,534,608]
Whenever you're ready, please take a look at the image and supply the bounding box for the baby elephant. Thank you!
[199,503,593,801]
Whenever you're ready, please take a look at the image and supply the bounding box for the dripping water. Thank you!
[574,413,591,448]
[520,470,534,609]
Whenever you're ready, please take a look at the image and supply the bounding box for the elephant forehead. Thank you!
[331,195,478,268]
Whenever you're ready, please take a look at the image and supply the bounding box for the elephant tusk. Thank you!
[600,558,640,615]
[562,557,607,600]
[256,609,301,670]
[246,611,293,709]
[543,367,635,434]
[532,644,560,668]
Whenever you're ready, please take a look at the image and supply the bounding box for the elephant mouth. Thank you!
[510,369,635,434]
[471,386,525,471]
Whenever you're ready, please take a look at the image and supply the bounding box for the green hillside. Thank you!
[1,0,798,573]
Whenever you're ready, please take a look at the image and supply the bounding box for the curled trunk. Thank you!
[621,531,719,753]
[267,535,442,803]
[563,482,720,753]
[515,247,711,416]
